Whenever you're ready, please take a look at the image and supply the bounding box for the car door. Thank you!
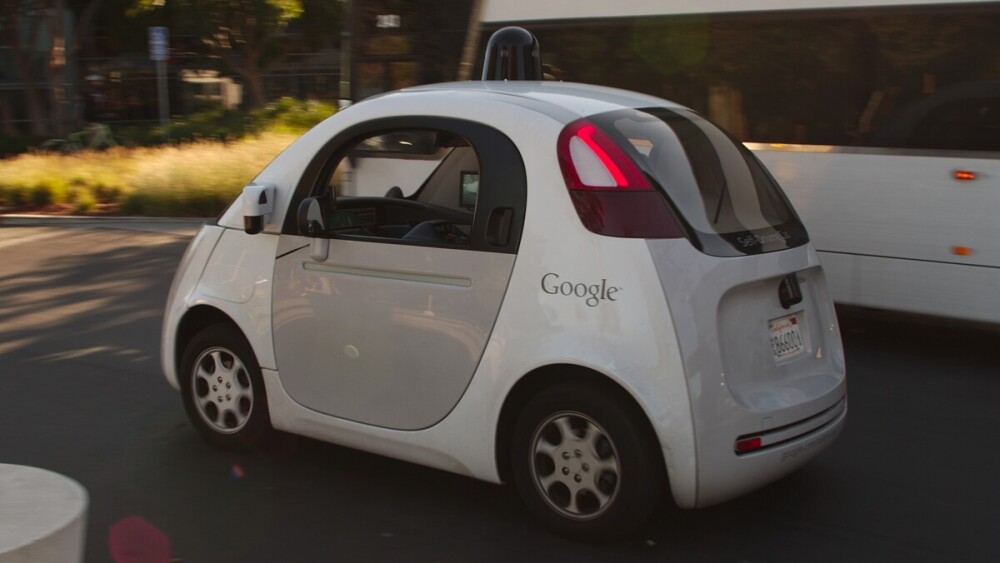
[271,117,526,430]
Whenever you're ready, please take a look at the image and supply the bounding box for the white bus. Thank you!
[479,0,1000,324]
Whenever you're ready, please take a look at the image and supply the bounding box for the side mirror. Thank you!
[296,197,328,237]
[242,184,275,235]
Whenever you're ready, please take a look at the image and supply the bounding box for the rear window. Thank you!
[591,108,808,256]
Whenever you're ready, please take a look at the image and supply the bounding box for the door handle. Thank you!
[486,207,514,247]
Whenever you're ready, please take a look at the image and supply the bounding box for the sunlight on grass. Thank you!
[0,133,299,217]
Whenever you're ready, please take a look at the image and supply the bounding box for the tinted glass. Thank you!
[906,96,1000,152]
[591,108,808,256]
[313,128,478,246]
[486,4,1000,152]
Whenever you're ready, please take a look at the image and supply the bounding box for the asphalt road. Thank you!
[1,220,998,562]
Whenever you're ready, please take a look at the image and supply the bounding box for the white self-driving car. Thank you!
[162,79,846,539]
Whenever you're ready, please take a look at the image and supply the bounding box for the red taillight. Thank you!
[734,436,763,454]
[559,121,650,191]
[557,119,683,238]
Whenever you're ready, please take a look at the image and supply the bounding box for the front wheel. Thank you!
[511,382,666,541]
[179,324,274,450]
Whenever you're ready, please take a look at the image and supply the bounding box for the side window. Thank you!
[908,98,1000,152]
[288,116,527,254]
[318,128,481,246]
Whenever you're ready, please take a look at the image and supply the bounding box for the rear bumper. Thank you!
[693,394,847,508]
[736,396,846,456]
[646,239,847,509]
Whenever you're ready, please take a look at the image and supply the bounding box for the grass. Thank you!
[0,135,298,217]
[0,98,334,217]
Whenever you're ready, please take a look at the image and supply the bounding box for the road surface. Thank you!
[1,219,998,562]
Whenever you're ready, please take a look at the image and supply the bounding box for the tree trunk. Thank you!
[70,0,105,128]
[47,0,68,137]
[2,1,49,136]
[0,96,17,136]
[241,14,266,108]
[241,60,268,108]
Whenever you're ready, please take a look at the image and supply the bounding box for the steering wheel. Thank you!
[403,220,469,244]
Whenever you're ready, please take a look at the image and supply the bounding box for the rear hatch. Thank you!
[585,107,846,499]
[554,104,846,504]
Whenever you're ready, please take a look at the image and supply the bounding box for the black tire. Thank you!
[179,323,274,450]
[511,382,666,541]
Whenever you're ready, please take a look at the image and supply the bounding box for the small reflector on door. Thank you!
[952,246,974,256]
[954,170,976,181]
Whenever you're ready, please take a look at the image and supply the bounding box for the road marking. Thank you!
[0,228,74,250]
[0,222,198,250]
[34,345,149,363]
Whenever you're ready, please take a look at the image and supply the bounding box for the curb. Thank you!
[0,464,88,563]
[0,214,212,227]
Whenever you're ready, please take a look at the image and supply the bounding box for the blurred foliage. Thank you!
[0,99,324,216]
[0,136,49,158]
[250,97,338,134]
[133,0,309,107]
[111,97,336,146]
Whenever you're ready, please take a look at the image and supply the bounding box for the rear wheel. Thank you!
[511,382,665,541]
[179,324,273,450]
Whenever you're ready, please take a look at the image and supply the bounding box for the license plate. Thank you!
[769,313,805,361]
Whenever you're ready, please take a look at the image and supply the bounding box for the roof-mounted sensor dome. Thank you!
[481,26,542,81]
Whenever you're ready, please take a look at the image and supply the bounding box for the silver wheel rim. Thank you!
[190,346,253,435]
[529,411,621,520]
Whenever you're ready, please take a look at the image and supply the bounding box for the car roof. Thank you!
[375,80,687,123]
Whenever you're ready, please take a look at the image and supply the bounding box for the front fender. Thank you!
[161,226,279,388]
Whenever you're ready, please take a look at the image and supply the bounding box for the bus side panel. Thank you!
[816,251,1000,324]
[754,147,1000,323]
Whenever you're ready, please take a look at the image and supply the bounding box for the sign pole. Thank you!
[149,27,170,140]
[339,0,352,106]
[156,60,169,140]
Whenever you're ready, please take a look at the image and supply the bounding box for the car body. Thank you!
[161,80,847,539]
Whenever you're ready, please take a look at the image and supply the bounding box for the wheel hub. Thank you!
[530,411,620,520]
[559,448,593,483]
[191,347,253,435]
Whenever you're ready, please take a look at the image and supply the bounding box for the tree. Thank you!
[136,0,304,108]
[1,0,107,136]
[1,0,50,135]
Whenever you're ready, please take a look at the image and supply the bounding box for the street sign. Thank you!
[375,14,401,28]
[149,27,169,61]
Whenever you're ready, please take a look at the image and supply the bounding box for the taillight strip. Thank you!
[557,118,684,239]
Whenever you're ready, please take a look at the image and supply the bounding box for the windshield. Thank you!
[591,107,808,256]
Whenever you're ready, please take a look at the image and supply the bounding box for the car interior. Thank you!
[320,130,479,246]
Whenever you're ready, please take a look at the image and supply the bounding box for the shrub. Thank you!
[0,113,305,216]
[119,191,157,216]
[168,108,257,142]
[3,97,334,157]
[0,135,48,158]
[252,97,336,134]
[2,184,29,206]
[73,190,98,213]
[29,178,70,206]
